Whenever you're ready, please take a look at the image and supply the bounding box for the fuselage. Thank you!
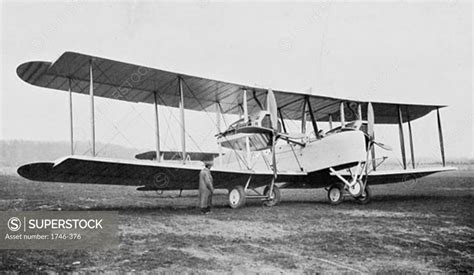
[216,111,368,176]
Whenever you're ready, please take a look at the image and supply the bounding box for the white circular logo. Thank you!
[153,173,170,188]
[8,217,21,232]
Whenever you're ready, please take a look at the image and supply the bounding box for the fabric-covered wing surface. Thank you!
[281,166,457,189]
[362,167,456,185]
[17,51,444,124]
[326,166,457,187]
[17,156,306,190]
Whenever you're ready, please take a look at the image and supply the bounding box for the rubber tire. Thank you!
[356,185,371,205]
[228,185,246,209]
[328,185,344,205]
[263,185,281,207]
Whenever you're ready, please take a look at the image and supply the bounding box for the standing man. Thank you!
[199,158,214,214]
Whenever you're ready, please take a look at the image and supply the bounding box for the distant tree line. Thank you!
[0,140,143,167]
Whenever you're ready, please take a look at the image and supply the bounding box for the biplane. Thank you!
[16,52,455,208]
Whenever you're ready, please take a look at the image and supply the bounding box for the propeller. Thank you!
[367,102,375,140]
[266,89,278,199]
[367,102,377,171]
[266,89,278,177]
[366,103,392,151]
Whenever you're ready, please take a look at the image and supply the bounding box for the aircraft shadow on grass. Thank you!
[49,193,467,213]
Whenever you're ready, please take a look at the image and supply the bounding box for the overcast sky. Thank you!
[0,0,472,161]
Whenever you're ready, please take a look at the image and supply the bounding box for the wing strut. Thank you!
[252,90,264,110]
[367,102,376,171]
[437,107,446,167]
[301,99,307,134]
[153,91,161,162]
[68,78,74,155]
[216,93,223,166]
[89,59,96,157]
[278,108,288,133]
[397,105,407,169]
[305,96,320,139]
[178,76,186,164]
[406,108,415,169]
[243,89,251,167]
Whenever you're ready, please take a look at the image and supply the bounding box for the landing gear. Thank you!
[228,185,246,209]
[263,185,281,207]
[327,183,371,205]
[328,141,376,206]
[228,183,282,209]
[327,184,344,205]
[355,185,371,204]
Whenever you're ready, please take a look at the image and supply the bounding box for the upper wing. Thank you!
[17,51,444,124]
[17,156,306,190]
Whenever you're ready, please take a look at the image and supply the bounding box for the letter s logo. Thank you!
[8,217,21,232]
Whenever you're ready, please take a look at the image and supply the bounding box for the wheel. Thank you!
[328,185,344,205]
[263,185,281,207]
[348,180,362,197]
[228,185,246,208]
[356,185,371,205]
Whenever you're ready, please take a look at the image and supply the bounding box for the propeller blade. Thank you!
[362,132,392,151]
[267,89,278,131]
[367,102,375,139]
[367,102,377,170]
[374,141,392,151]
[279,132,307,140]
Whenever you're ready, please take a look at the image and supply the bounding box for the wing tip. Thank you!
[16,61,51,85]
[17,162,54,181]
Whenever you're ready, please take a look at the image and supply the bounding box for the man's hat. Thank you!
[201,155,214,166]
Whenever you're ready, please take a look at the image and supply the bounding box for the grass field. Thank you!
[0,169,473,273]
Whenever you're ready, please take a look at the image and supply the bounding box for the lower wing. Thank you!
[281,166,456,189]
[17,155,306,191]
[351,166,457,185]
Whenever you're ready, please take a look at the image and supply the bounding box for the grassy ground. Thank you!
[0,169,472,273]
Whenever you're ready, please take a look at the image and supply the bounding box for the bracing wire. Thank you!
[153,92,206,154]
[94,106,141,154]
[279,106,302,132]
[84,62,285,171]
[279,109,304,171]
[92,63,178,153]
[95,109,144,155]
